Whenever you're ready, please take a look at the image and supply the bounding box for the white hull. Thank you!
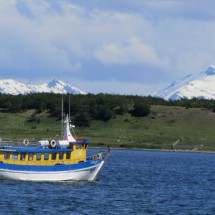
[0,161,104,182]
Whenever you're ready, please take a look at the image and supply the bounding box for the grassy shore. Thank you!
[0,105,215,151]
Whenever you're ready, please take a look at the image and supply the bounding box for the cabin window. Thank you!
[52,153,57,160]
[76,144,82,149]
[28,153,34,161]
[44,153,49,160]
[66,152,71,159]
[36,153,41,161]
[20,153,26,161]
[12,153,18,160]
[4,152,10,160]
[59,152,64,160]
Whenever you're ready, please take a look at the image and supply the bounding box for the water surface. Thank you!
[0,149,215,214]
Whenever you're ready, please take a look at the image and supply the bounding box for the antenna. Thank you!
[69,96,71,121]
[61,94,64,138]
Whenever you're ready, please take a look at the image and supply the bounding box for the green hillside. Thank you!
[0,105,215,151]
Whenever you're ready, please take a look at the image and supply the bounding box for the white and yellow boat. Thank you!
[0,115,110,181]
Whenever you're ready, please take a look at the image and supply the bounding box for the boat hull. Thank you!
[0,160,105,182]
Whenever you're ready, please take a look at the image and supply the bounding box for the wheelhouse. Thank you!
[0,141,89,166]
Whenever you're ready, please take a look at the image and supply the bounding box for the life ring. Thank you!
[50,140,57,148]
[23,139,29,146]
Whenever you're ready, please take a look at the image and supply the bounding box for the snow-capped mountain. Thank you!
[156,65,215,100]
[0,79,86,95]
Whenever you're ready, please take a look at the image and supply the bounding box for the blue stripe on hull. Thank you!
[0,160,101,172]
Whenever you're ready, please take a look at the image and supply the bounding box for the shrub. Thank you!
[131,103,151,117]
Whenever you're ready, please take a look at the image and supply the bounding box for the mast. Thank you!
[63,114,76,142]
[61,94,64,138]
[68,95,77,139]
[69,96,71,121]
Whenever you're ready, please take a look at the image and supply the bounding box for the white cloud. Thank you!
[94,37,170,69]
[0,0,85,74]
[0,1,168,76]
[0,0,215,94]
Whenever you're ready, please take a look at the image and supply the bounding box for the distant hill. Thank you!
[0,79,86,95]
[156,65,215,100]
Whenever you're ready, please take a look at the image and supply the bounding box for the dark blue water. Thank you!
[1,149,215,215]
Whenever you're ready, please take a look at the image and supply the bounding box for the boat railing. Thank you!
[0,138,38,148]
[0,138,37,145]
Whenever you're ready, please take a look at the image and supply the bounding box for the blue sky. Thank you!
[1,0,215,95]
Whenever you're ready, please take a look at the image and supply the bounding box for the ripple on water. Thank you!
[0,150,215,214]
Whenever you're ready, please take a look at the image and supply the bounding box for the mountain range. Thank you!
[1,65,215,99]
[156,65,215,100]
[0,79,86,95]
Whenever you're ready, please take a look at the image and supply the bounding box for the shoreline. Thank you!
[89,146,215,154]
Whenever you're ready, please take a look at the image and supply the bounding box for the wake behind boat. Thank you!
[0,115,110,181]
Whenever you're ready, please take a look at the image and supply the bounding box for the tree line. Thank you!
[0,93,215,126]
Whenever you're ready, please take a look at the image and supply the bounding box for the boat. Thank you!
[0,114,110,181]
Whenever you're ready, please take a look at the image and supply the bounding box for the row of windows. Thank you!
[4,151,71,161]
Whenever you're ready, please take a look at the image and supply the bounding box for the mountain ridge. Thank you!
[0,79,86,95]
[156,65,215,100]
